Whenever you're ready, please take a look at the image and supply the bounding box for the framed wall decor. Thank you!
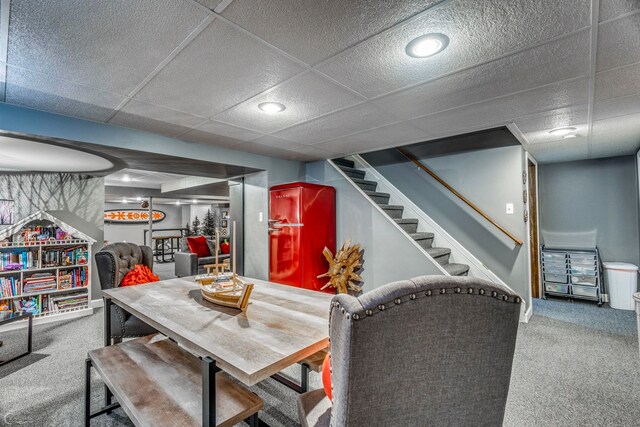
[221,220,228,228]
[222,210,229,219]
[0,199,14,225]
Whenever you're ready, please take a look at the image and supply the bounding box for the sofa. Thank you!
[174,235,231,277]
[95,242,158,344]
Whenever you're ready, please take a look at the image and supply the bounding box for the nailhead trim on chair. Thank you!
[331,286,522,322]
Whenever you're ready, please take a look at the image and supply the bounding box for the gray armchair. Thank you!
[95,242,157,344]
[174,235,230,277]
[298,275,522,427]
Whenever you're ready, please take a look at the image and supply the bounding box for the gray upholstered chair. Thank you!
[298,275,522,427]
[174,235,230,277]
[95,242,157,344]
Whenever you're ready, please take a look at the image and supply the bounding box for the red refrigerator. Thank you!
[269,182,336,293]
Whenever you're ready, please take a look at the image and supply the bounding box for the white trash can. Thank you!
[603,262,639,310]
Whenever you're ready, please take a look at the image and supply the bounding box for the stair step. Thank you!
[352,178,378,192]
[379,204,404,219]
[365,191,390,205]
[410,232,434,249]
[339,166,366,180]
[443,263,470,276]
[333,158,355,168]
[426,247,451,265]
[395,218,419,234]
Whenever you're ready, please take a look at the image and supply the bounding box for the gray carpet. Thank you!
[0,299,638,426]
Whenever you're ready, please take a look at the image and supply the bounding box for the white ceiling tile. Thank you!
[213,72,363,133]
[135,19,305,117]
[594,93,640,121]
[591,114,640,159]
[409,78,590,136]
[221,0,443,65]
[595,61,640,101]
[599,0,640,22]
[596,12,640,72]
[514,105,589,144]
[234,137,327,161]
[527,140,590,163]
[273,102,399,144]
[190,120,263,141]
[314,122,429,156]
[5,65,124,122]
[109,100,205,137]
[7,0,209,95]
[377,31,590,120]
[249,135,313,152]
[316,0,591,98]
[180,129,249,149]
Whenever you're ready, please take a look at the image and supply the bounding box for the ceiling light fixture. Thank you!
[121,175,131,182]
[136,196,142,201]
[122,198,127,203]
[405,33,449,58]
[175,201,181,206]
[258,102,286,114]
[192,199,198,204]
[549,126,577,136]
[563,134,577,139]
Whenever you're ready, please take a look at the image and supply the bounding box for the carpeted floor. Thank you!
[0,298,638,426]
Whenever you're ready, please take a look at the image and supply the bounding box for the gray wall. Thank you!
[538,156,640,265]
[362,146,530,302]
[243,172,269,280]
[0,173,105,298]
[104,202,184,246]
[306,161,444,291]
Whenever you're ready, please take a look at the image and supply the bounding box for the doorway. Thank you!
[527,159,540,298]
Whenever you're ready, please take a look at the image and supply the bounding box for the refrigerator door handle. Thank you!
[268,227,282,232]
[274,223,304,227]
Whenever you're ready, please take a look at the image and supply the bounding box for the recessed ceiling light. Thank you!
[175,201,181,206]
[121,175,131,182]
[136,196,142,201]
[563,134,577,139]
[258,102,286,114]
[549,126,577,136]
[406,33,449,58]
[192,199,198,204]
[122,198,127,203]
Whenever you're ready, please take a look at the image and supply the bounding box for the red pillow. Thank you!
[187,236,211,257]
[322,352,332,401]
[121,264,160,287]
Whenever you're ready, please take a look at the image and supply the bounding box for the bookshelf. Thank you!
[0,211,96,329]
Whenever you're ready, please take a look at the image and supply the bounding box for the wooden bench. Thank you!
[85,334,263,427]
[271,347,329,393]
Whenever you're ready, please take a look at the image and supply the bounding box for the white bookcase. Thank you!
[0,211,95,329]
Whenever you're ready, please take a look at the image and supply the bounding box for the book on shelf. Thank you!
[1,250,38,271]
[1,276,21,299]
[12,292,88,315]
[23,273,57,294]
[50,293,88,311]
[42,245,88,267]
[59,267,88,288]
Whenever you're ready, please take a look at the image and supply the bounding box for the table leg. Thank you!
[202,356,220,426]
[103,297,113,411]
[85,358,92,427]
[27,314,33,354]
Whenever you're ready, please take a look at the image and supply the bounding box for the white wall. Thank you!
[244,172,269,280]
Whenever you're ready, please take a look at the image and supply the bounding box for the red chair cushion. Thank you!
[187,236,211,257]
[121,265,160,287]
[322,352,332,401]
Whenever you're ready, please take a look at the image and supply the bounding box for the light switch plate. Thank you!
[259,212,263,222]
[506,203,514,215]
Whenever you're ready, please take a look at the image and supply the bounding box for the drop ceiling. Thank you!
[0,0,639,163]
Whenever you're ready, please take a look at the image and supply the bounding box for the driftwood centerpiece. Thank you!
[318,240,363,294]
[195,223,253,311]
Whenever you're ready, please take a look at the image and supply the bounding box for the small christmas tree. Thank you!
[202,209,215,236]
[191,216,201,236]
[184,221,191,236]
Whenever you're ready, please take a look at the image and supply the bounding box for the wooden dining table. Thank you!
[99,276,334,426]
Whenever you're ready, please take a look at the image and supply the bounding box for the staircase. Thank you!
[333,157,470,276]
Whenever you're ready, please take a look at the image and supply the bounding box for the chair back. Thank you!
[95,242,153,289]
[329,275,521,427]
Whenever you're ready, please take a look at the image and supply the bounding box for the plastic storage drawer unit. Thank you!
[545,283,569,294]
[572,284,599,298]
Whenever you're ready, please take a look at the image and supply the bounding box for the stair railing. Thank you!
[396,147,523,246]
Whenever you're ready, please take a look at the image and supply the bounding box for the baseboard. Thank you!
[90,298,104,308]
[520,303,532,323]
